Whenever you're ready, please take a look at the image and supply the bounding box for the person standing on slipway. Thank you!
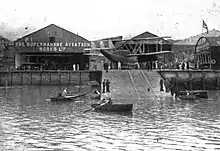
[118,61,121,70]
[106,79,110,93]
[102,79,106,93]
[104,62,108,73]
[160,79,164,91]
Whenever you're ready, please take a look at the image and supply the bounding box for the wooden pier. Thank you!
[158,69,220,90]
[0,70,102,86]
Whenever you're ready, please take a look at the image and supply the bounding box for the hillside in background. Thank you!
[0,23,36,41]
[173,29,220,45]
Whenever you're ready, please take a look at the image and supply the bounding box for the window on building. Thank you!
[49,37,55,43]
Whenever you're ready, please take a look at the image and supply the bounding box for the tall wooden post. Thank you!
[59,71,61,85]
[79,72,82,93]
[79,71,82,85]
[202,72,206,90]
[11,72,13,86]
[217,72,219,90]
[40,72,42,85]
[68,72,70,85]
[30,71,32,85]
[0,74,1,86]
[49,71,51,84]
[21,72,23,85]
[189,72,193,90]
[176,72,179,91]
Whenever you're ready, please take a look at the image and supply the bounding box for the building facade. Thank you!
[85,36,123,70]
[172,29,220,69]
[122,31,173,69]
[195,36,220,69]
[14,24,91,70]
[0,36,13,70]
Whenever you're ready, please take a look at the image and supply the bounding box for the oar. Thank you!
[84,100,109,113]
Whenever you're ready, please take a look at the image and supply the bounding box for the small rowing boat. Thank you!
[91,103,133,113]
[179,90,208,99]
[179,94,196,100]
[50,92,87,102]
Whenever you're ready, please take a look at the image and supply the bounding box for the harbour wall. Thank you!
[158,70,220,90]
[0,70,102,87]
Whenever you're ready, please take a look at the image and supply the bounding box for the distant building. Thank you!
[0,35,10,44]
[195,36,220,69]
[0,36,13,70]
[122,31,173,69]
[86,31,173,70]
[172,29,220,68]
[85,36,123,70]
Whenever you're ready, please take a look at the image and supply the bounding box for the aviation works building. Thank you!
[14,24,91,70]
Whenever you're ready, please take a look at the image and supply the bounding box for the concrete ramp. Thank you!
[102,70,137,99]
[101,70,171,100]
[141,71,162,92]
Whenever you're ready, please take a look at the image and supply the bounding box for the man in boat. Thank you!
[106,98,112,105]
[57,88,67,97]
[57,92,62,97]
[62,88,67,97]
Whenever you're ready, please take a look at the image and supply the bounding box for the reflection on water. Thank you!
[0,86,220,151]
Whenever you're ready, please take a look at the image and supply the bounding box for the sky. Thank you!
[0,0,220,41]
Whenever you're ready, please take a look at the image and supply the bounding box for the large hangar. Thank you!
[14,24,91,70]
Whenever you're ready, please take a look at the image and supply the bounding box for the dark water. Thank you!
[0,86,220,151]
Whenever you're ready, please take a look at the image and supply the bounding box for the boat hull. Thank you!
[50,92,87,102]
[50,97,74,102]
[179,90,208,99]
[91,104,133,112]
[179,95,196,100]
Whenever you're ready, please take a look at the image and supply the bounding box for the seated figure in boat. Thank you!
[107,98,112,105]
[62,88,67,97]
[57,92,63,97]
[93,89,100,95]
[57,88,67,97]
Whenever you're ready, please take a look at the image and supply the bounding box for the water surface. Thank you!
[0,86,220,151]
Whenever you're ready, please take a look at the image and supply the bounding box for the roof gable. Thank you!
[130,31,171,44]
[15,24,89,43]
[131,31,158,39]
[14,24,91,53]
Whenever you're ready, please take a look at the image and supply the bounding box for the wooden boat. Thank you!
[91,103,133,112]
[179,90,208,99]
[179,94,196,100]
[50,92,87,102]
